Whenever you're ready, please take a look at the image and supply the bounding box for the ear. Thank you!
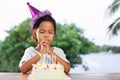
[33,29,36,35]
[32,29,37,40]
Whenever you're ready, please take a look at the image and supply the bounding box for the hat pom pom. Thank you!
[27,2,29,5]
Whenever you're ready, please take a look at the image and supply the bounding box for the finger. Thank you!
[40,45,46,54]
[40,41,45,46]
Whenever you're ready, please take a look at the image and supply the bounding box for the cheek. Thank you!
[50,35,55,42]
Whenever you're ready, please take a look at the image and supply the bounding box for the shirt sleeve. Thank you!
[18,48,32,68]
[54,47,70,63]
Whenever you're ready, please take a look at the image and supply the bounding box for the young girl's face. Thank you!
[35,21,55,45]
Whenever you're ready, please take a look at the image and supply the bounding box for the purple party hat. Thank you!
[27,2,52,29]
[27,2,41,18]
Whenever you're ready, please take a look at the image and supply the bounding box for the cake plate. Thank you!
[28,75,71,80]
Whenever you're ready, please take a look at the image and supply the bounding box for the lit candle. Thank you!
[52,55,54,64]
[52,55,56,64]
[43,54,46,64]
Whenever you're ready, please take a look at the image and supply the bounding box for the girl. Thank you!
[19,3,70,74]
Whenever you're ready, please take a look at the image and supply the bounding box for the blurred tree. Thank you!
[107,0,120,36]
[0,18,34,72]
[0,18,94,72]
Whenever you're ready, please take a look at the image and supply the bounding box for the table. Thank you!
[0,73,120,80]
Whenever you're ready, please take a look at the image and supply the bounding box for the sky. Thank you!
[0,0,120,46]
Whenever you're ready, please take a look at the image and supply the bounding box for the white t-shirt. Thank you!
[19,46,69,68]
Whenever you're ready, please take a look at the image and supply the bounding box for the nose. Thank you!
[44,32,49,38]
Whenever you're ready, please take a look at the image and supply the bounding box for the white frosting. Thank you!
[29,63,68,79]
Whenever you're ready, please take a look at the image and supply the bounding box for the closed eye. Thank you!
[40,31,44,33]
[49,31,54,34]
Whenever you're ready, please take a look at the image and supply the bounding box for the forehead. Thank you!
[39,21,54,30]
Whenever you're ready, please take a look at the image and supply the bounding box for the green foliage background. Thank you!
[0,18,94,72]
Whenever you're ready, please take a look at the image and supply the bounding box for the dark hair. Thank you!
[31,15,56,42]
[33,15,56,33]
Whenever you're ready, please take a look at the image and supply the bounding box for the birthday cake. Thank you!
[28,63,71,80]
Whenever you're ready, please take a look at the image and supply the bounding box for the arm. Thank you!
[20,53,41,73]
[50,52,71,74]
[20,44,46,73]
